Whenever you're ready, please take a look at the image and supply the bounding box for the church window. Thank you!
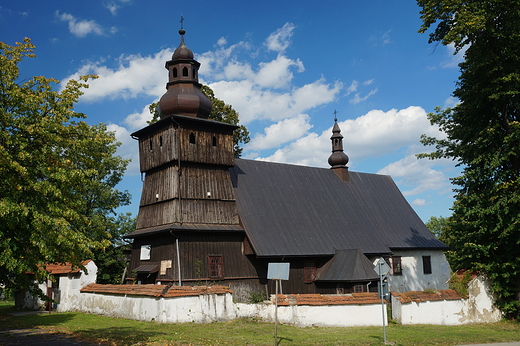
[159,136,163,147]
[392,256,402,275]
[183,66,188,77]
[193,69,196,79]
[354,285,364,293]
[149,139,153,151]
[212,136,217,147]
[422,256,432,274]
[173,67,178,78]
[304,261,316,283]
[208,255,224,280]
[189,132,196,144]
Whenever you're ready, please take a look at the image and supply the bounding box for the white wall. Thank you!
[68,291,386,327]
[236,301,386,327]
[56,261,97,312]
[388,249,451,293]
[74,292,237,323]
[392,275,502,325]
[19,261,97,311]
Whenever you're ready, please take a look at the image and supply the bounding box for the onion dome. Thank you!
[328,116,349,168]
[158,28,212,119]
[172,29,194,60]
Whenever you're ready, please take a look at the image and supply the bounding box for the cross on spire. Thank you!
[333,109,338,122]
[180,15,185,30]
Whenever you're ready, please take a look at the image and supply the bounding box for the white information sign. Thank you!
[267,263,290,280]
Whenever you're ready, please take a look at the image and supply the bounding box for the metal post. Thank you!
[274,279,279,346]
[380,261,386,344]
[176,237,181,286]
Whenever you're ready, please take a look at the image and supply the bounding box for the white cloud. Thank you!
[444,96,459,108]
[216,37,227,46]
[377,153,454,197]
[209,78,342,125]
[124,103,156,131]
[256,106,441,166]
[412,199,430,206]
[247,114,312,151]
[442,43,468,68]
[265,22,296,54]
[255,55,304,89]
[56,11,111,37]
[346,79,377,104]
[104,0,131,15]
[107,123,139,175]
[197,41,251,79]
[347,80,358,95]
[61,49,170,101]
[349,88,378,104]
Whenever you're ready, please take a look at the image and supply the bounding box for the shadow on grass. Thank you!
[277,336,294,345]
[71,326,167,346]
[0,311,78,330]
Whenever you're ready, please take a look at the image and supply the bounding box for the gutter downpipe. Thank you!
[171,116,182,286]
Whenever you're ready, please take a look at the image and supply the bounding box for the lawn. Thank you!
[0,301,519,345]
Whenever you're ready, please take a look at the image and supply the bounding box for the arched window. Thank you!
[182,66,188,77]
[173,68,178,78]
[189,132,195,144]
[192,69,197,79]
[159,136,163,147]
[212,136,217,147]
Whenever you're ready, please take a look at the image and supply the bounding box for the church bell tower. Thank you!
[131,28,240,231]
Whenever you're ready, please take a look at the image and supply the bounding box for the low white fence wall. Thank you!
[236,301,385,327]
[77,291,237,323]
[66,284,386,327]
[391,275,502,325]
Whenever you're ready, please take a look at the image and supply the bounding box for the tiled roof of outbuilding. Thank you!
[274,293,382,306]
[44,260,92,275]
[391,289,462,303]
[80,283,232,297]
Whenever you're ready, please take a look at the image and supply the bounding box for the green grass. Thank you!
[0,301,519,345]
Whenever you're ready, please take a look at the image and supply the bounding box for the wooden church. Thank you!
[124,29,451,300]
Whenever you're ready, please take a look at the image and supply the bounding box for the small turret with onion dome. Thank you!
[328,110,350,181]
[158,19,212,119]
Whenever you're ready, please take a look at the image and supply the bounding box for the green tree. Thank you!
[417,0,520,317]
[148,85,250,157]
[0,38,131,294]
[425,216,449,239]
[92,213,136,284]
[200,85,250,158]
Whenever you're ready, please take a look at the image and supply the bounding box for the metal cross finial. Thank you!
[180,15,185,30]
[333,109,338,122]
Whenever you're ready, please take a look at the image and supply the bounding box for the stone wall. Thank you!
[391,275,502,325]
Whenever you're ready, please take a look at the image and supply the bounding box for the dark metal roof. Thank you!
[315,249,379,282]
[230,159,447,257]
[134,263,160,273]
[125,223,244,238]
[130,113,238,139]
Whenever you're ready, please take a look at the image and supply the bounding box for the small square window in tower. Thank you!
[422,255,432,274]
[208,255,224,280]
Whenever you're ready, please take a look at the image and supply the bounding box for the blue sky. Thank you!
[2,1,463,222]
